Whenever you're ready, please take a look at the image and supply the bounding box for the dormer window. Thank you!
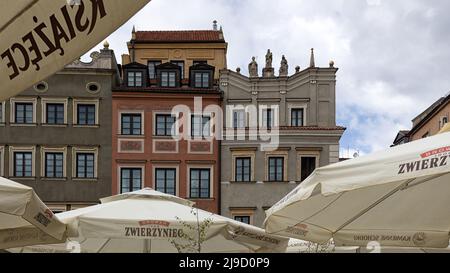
[194,72,210,88]
[127,71,143,87]
[161,71,177,87]
[156,63,181,88]
[190,63,215,89]
[122,62,148,87]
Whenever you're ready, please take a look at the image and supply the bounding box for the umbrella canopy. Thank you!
[265,132,450,248]
[0,0,150,101]
[0,177,66,249]
[11,189,289,253]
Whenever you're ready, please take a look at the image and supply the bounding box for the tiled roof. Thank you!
[134,30,225,43]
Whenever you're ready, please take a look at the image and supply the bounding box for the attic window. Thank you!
[161,71,176,87]
[127,71,143,87]
[193,72,211,88]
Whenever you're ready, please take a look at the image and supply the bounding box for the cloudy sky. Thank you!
[86,0,450,157]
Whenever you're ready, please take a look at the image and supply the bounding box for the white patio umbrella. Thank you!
[265,131,450,248]
[11,189,289,253]
[0,177,66,249]
[0,0,151,101]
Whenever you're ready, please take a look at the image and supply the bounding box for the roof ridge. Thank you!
[136,30,221,33]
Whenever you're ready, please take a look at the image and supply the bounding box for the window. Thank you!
[233,110,246,129]
[191,115,211,137]
[268,157,284,182]
[121,114,142,135]
[148,61,161,79]
[45,153,64,178]
[262,109,273,128]
[234,216,251,225]
[235,157,251,182]
[46,104,65,125]
[301,157,316,182]
[441,116,448,128]
[0,102,3,123]
[193,60,207,65]
[0,147,3,176]
[193,72,210,88]
[171,61,184,79]
[76,153,95,178]
[14,152,33,177]
[77,104,96,125]
[155,114,175,136]
[190,169,210,198]
[15,103,33,124]
[127,71,143,87]
[161,71,176,87]
[155,168,176,195]
[291,108,304,127]
[120,168,142,193]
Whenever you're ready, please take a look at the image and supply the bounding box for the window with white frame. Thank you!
[0,147,4,176]
[155,114,176,136]
[160,71,177,87]
[45,153,64,178]
[193,72,210,88]
[127,71,143,87]
[155,168,176,195]
[120,168,142,193]
[189,168,210,199]
[148,61,161,79]
[268,157,284,182]
[233,110,246,129]
[171,61,184,79]
[0,102,4,123]
[191,115,211,138]
[74,100,99,126]
[10,98,37,125]
[297,152,320,182]
[291,108,304,127]
[14,152,33,177]
[121,113,142,135]
[73,148,98,179]
[41,147,67,179]
[42,98,68,125]
[235,157,251,182]
[262,108,273,128]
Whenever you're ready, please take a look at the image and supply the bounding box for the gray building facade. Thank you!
[0,43,119,212]
[220,50,345,227]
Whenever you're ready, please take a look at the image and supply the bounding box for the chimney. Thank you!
[213,20,218,31]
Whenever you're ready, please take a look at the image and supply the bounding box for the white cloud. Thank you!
[83,0,450,155]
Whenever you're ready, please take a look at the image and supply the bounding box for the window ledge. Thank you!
[41,177,68,181]
[8,177,36,180]
[73,125,100,128]
[153,135,179,139]
[72,178,98,182]
[188,198,215,201]
[118,134,145,138]
[41,124,69,128]
[263,181,291,183]
[10,123,37,127]
[230,181,258,184]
